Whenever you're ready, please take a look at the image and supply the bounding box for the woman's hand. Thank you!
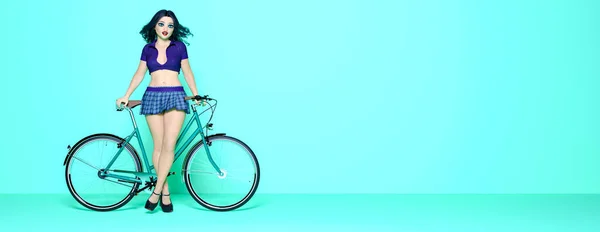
[116,96,129,109]
[193,95,206,106]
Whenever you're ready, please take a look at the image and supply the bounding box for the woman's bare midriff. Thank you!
[148,70,182,87]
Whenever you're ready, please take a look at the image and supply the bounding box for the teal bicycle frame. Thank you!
[101,103,223,185]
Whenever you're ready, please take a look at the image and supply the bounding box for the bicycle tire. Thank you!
[64,133,142,211]
[182,134,260,211]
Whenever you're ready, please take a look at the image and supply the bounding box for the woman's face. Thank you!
[155,16,175,40]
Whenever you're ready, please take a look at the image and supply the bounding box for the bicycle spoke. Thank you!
[187,170,219,175]
[102,178,136,189]
[223,174,254,184]
[73,170,97,178]
[77,177,102,194]
[99,140,104,169]
[72,156,101,171]
[190,160,212,167]
[218,142,223,167]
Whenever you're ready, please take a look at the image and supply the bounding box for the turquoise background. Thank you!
[2,0,599,194]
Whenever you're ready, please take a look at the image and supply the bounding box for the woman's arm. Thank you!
[181,59,199,96]
[122,61,148,98]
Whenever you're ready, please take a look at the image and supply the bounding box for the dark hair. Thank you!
[139,9,193,45]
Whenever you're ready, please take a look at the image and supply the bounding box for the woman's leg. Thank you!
[154,109,186,205]
[146,113,165,204]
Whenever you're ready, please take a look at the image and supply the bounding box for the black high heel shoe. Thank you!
[160,193,173,213]
[145,191,161,211]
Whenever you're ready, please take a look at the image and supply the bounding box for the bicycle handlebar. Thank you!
[186,95,212,101]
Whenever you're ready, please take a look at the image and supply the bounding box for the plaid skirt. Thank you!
[140,86,190,115]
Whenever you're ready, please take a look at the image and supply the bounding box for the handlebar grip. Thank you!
[186,95,210,101]
[116,102,126,111]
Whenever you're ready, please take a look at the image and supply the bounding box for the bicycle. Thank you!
[63,95,260,212]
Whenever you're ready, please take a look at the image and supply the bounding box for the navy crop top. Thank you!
[140,40,188,73]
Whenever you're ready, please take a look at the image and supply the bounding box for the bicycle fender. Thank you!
[63,133,123,166]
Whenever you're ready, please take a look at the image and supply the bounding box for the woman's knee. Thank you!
[160,142,176,154]
[160,134,177,151]
[152,137,164,155]
[152,152,162,162]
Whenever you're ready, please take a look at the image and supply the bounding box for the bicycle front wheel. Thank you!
[65,133,142,211]
[182,135,260,211]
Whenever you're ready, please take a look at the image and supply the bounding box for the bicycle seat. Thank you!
[127,100,142,109]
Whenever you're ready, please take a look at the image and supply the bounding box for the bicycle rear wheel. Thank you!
[182,135,260,211]
[64,133,142,211]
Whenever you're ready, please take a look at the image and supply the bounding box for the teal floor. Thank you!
[1,194,599,231]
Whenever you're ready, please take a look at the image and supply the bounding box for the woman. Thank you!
[116,9,200,213]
